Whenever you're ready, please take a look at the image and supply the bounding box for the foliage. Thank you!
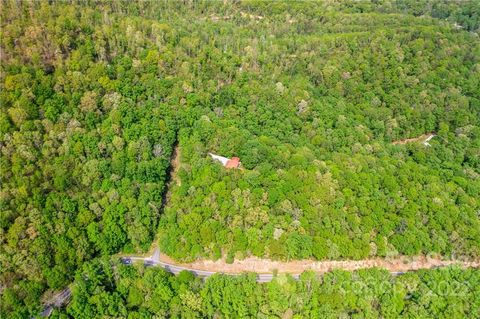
[155,1,480,261]
[1,1,479,316]
[0,1,178,315]
[58,261,480,319]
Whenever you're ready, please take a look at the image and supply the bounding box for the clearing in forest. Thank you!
[392,133,436,145]
[155,253,479,274]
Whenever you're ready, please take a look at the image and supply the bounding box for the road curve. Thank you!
[43,248,472,317]
[41,249,477,318]
[121,250,301,283]
[120,248,406,283]
[36,288,71,318]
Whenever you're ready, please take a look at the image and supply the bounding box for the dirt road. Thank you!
[154,145,478,275]
[392,133,436,145]
[156,251,479,275]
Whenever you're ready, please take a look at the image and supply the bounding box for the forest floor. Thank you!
[392,133,436,145]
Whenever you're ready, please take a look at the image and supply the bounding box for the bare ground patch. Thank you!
[158,253,479,274]
[392,133,435,145]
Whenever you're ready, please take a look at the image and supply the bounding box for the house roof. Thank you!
[209,153,241,169]
[225,157,240,169]
[208,153,229,166]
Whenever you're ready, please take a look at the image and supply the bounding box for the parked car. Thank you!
[121,258,132,265]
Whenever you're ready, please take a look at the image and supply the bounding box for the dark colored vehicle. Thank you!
[121,258,132,265]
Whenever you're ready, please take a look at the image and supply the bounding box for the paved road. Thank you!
[120,249,403,283]
[37,288,71,318]
[120,248,291,282]
[40,249,412,317]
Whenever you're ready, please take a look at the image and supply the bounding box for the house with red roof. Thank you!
[209,153,241,169]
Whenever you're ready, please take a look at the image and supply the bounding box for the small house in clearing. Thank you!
[392,133,436,147]
[209,153,241,169]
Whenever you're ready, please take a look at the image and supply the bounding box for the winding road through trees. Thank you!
[40,247,480,317]
[120,247,479,281]
[38,145,480,317]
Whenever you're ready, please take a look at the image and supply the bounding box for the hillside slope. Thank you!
[1,1,479,317]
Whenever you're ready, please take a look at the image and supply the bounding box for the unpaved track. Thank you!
[157,252,479,275]
[155,146,479,275]
[40,145,479,317]
[392,133,435,145]
[158,146,479,275]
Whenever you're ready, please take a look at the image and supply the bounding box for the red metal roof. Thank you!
[225,157,240,169]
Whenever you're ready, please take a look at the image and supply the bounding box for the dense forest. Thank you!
[12,260,480,318]
[158,1,480,262]
[1,0,480,317]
